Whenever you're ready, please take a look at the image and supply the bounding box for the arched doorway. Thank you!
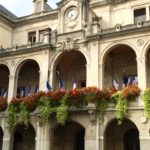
[53,51,87,90]
[52,121,85,150]
[17,60,40,97]
[0,127,3,150]
[12,124,35,150]
[103,44,137,89]
[104,118,140,150]
[0,64,9,97]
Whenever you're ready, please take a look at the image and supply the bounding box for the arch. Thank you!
[49,49,90,72]
[13,57,41,76]
[51,121,85,150]
[0,126,3,150]
[141,40,150,58]
[12,124,36,150]
[100,42,139,65]
[0,62,10,74]
[50,50,87,90]
[104,118,140,150]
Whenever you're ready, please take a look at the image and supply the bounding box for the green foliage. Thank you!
[19,103,30,126]
[38,96,52,124]
[142,89,150,119]
[56,94,69,125]
[113,91,128,124]
[85,93,96,103]
[7,104,17,131]
[98,98,107,114]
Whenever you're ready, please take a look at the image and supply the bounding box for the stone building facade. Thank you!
[0,0,150,150]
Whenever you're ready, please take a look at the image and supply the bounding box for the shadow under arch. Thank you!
[0,64,10,97]
[13,58,40,77]
[101,43,138,65]
[12,123,36,150]
[101,44,137,89]
[0,126,3,150]
[50,50,87,90]
[49,49,90,72]
[104,118,140,150]
[51,121,85,150]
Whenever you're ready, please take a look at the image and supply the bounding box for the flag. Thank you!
[57,67,64,89]
[73,80,77,89]
[21,86,26,97]
[46,81,52,92]
[2,88,6,97]
[28,85,31,96]
[59,77,63,89]
[129,76,135,85]
[113,76,119,90]
[122,74,128,88]
[33,85,39,93]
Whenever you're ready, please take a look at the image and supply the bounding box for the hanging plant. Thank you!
[142,89,150,119]
[112,91,127,124]
[38,96,52,124]
[56,94,69,125]
[19,103,30,126]
[98,98,107,114]
[7,104,17,131]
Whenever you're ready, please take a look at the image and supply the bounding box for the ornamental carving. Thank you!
[56,38,79,51]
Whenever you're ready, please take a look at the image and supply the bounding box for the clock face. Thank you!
[66,7,78,21]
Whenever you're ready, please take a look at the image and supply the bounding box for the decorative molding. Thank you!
[137,39,144,46]
[56,38,79,51]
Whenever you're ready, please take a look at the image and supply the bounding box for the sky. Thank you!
[0,0,60,17]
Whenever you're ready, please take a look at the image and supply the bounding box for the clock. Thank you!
[66,7,78,21]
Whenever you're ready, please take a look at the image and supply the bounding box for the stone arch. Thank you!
[49,50,88,90]
[12,123,36,150]
[104,118,140,150]
[14,58,40,97]
[141,40,150,58]
[0,126,3,150]
[13,57,41,76]
[51,121,85,150]
[101,43,138,89]
[142,41,150,87]
[100,42,139,65]
[49,49,90,72]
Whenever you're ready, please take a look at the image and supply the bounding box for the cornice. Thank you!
[0,10,58,28]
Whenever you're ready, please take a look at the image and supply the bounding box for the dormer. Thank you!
[33,0,51,14]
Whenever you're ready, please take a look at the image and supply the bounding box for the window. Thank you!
[134,8,146,23]
[39,30,48,43]
[28,32,36,43]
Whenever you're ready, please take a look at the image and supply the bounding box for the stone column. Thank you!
[136,57,147,90]
[8,75,17,103]
[49,69,54,89]
[99,63,104,89]
[85,122,97,150]
[86,64,91,87]
[35,122,50,150]
[2,119,12,150]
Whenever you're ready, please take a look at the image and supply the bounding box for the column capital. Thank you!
[9,74,16,79]
[136,57,147,63]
